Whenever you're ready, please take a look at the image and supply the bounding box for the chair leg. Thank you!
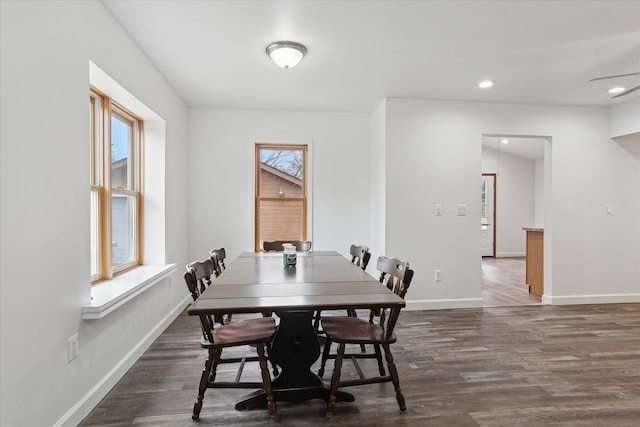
[383,343,406,411]
[256,343,279,421]
[326,342,346,419]
[318,336,332,378]
[265,342,279,377]
[207,348,222,383]
[192,348,218,421]
[313,310,322,332]
[374,343,385,375]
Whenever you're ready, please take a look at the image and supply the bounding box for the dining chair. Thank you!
[318,255,414,418]
[209,247,226,276]
[185,258,279,362]
[263,239,312,252]
[184,271,279,422]
[185,258,217,302]
[313,244,371,347]
[346,244,371,317]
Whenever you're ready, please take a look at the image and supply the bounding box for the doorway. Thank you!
[481,174,496,257]
[481,135,549,307]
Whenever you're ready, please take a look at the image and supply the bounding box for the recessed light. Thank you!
[501,139,509,144]
[608,86,626,94]
[478,80,494,89]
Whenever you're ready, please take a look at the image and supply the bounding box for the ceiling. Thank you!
[101,0,640,113]
[482,136,545,161]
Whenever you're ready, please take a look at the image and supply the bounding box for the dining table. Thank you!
[187,250,406,410]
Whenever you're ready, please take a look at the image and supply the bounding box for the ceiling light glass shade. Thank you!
[266,41,307,69]
[501,139,509,144]
[478,80,494,88]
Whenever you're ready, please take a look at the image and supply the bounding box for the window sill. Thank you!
[82,264,177,319]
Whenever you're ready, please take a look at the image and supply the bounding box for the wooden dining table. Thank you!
[187,250,405,409]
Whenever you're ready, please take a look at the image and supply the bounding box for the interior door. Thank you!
[481,174,495,257]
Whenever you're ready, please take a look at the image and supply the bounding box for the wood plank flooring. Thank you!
[80,302,640,426]
[482,257,540,307]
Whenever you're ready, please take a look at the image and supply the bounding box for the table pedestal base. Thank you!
[235,310,355,410]
[235,387,354,410]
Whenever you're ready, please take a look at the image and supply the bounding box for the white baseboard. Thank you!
[406,298,484,311]
[55,294,192,427]
[495,252,525,258]
[542,293,640,305]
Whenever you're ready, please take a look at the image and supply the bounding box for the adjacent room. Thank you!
[1,1,639,426]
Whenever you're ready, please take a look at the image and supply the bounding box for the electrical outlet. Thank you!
[68,334,79,362]
[456,204,466,216]
[435,204,442,216]
[434,269,442,281]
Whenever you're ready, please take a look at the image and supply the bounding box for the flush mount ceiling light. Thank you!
[478,80,494,89]
[266,41,307,69]
[501,139,510,144]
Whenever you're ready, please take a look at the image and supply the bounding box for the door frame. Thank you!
[482,173,497,257]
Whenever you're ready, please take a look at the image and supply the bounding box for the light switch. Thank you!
[435,204,442,216]
[604,204,612,215]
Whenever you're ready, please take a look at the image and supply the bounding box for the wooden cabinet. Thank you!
[523,228,543,296]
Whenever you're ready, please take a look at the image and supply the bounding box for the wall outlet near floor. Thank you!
[68,334,79,362]
[434,269,442,281]
[456,204,466,216]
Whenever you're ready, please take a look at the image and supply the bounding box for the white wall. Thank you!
[482,146,536,257]
[0,2,189,426]
[187,109,371,263]
[384,98,640,308]
[370,101,387,272]
[610,98,640,138]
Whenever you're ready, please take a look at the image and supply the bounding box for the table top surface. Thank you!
[188,251,405,315]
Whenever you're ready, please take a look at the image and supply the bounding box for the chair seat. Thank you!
[321,317,397,344]
[201,317,276,348]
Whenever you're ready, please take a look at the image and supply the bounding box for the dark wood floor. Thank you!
[80,300,640,426]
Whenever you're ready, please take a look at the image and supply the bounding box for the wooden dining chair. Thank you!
[185,258,217,302]
[184,271,279,422]
[313,244,371,347]
[346,244,371,317]
[318,255,414,418]
[209,247,226,276]
[263,239,312,252]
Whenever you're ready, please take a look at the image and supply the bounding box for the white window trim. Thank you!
[82,264,176,319]
[87,61,170,319]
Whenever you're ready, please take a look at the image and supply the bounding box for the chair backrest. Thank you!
[185,258,217,301]
[209,247,226,275]
[263,240,312,252]
[377,255,414,298]
[182,271,216,342]
[370,256,414,334]
[349,244,371,270]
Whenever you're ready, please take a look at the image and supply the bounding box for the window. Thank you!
[90,89,144,282]
[255,144,308,251]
